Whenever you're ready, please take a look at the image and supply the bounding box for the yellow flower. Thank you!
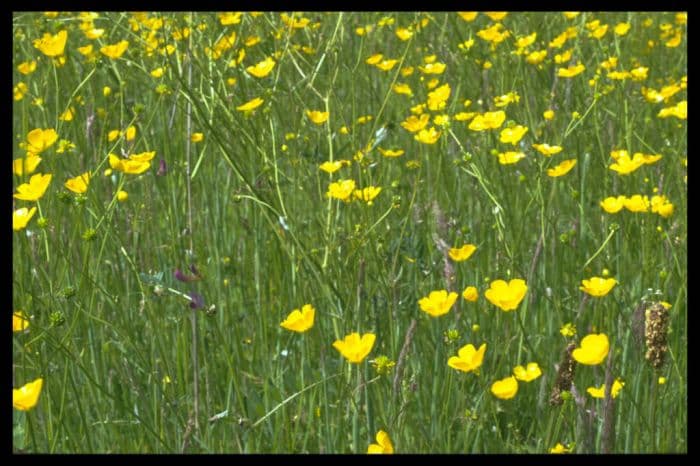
[499,125,528,145]
[26,128,58,155]
[13,378,43,411]
[129,151,156,162]
[375,59,398,71]
[280,304,315,333]
[587,378,624,398]
[326,179,356,201]
[558,62,586,78]
[651,195,674,218]
[462,286,478,302]
[14,173,52,201]
[13,154,42,176]
[367,430,393,454]
[609,153,645,175]
[491,376,518,400]
[614,22,631,36]
[306,110,329,125]
[392,83,413,96]
[353,186,382,204]
[657,100,686,120]
[427,83,451,111]
[13,311,30,332]
[33,30,67,57]
[191,132,204,143]
[14,82,28,101]
[554,49,573,64]
[494,91,520,108]
[418,290,458,317]
[485,12,507,21]
[572,333,609,365]
[64,172,91,194]
[377,148,404,158]
[515,32,537,49]
[468,111,506,131]
[547,159,577,177]
[418,62,446,74]
[458,12,478,22]
[219,12,242,25]
[401,114,429,133]
[108,154,151,175]
[414,127,441,144]
[513,362,542,382]
[532,143,562,156]
[448,244,477,262]
[497,151,526,165]
[448,343,486,373]
[560,322,577,337]
[13,207,37,231]
[525,50,547,65]
[333,332,376,364]
[117,190,128,202]
[580,277,617,297]
[319,161,345,174]
[237,97,264,112]
[484,278,527,311]
[600,195,627,213]
[549,442,573,453]
[17,60,37,75]
[246,57,276,78]
[365,53,383,65]
[100,40,129,59]
[395,27,413,41]
[624,194,650,212]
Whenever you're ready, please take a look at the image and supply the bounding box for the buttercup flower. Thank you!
[377,148,404,158]
[100,40,129,59]
[491,376,518,399]
[499,125,528,145]
[14,173,52,201]
[448,244,477,262]
[333,332,376,363]
[306,110,329,125]
[448,343,486,373]
[532,143,562,156]
[513,362,542,382]
[26,128,58,155]
[13,207,37,231]
[558,62,585,78]
[419,290,458,317]
[246,57,276,78]
[587,378,624,398]
[462,286,478,302]
[497,151,526,165]
[353,186,382,204]
[33,30,67,57]
[13,311,30,332]
[572,333,609,365]
[367,430,393,454]
[580,277,617,297]
[64,172,91,194]
[237,97,264,112]
[326,179,356,201]
[13,378,43,411]
[600,195,627,213]
[468,111,506,131]
[549,442,573,453]
[547,159,577,177]
[280,304,315,333]
[484,279,527,311]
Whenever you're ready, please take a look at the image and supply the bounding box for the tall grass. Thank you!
[13,11,686,453]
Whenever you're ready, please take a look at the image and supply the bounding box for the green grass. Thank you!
[12,11,686,453]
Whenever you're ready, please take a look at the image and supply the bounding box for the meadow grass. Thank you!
[12,11,686,453]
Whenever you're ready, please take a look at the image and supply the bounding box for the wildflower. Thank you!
[560,322,576,337]
[246,57,275,78]
[427,83,451,110]
[418,62,446,74]
[547,159,577,177]
[117,190,128,202]
[353,186,382,204]
[448,343,486,373]
[377,148,404,158]
[525,50,547,65]
[306,110,329,125]
[191,132,204,143]
[14,173,52,201]
[513,362,542,382]
[419,290,458,317]
[150,67,165,78]
[237,97,264,112]
[624,194,650,212]
[414,127,441,144]
[499,125,528,145]
[462,286,478,302]
[550,443,573,453]
[319,161,345,174]
[572,333,609,365]
[558,62,586,78]
[26,128,58,155]
[587,378,624,398]
[13,378,43,411]
[468,111,506,131]
[64,172,90,194]
[17,60,37,75]
[580,277,617,297]
[600,195,627,213]
[392,83,413,96]
[609,153,645,175]
[484,12,507,21]
[367,430,393,454]
[333,332,376,363]
[448,244,477,262]
[657,101,686,120]
[401,114,429,133]
[326,179,356,201]
[650,195,674,218]
[280,304,315,333]
[13,310,30,332]
[658,377,667,385]
[13,155,42,176]
[100,40,129,59]
[515,32,537,49]
[375,59,398,71]
[532,143,562,156]
[108,154,151,175]
[494,91,520,108]
[174,264,202,283]
[477,23,510,45]
[13,82,28,101]
[371,355,396,376]
[645,302,669,369]
[458,12,478,22]
[13,207,37,231]
[497,151,526,165]
[543,109,555,120]
[491,376,518,400]
[484,278,527,311]
[550,343,577,405]
[33,30,67,57]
